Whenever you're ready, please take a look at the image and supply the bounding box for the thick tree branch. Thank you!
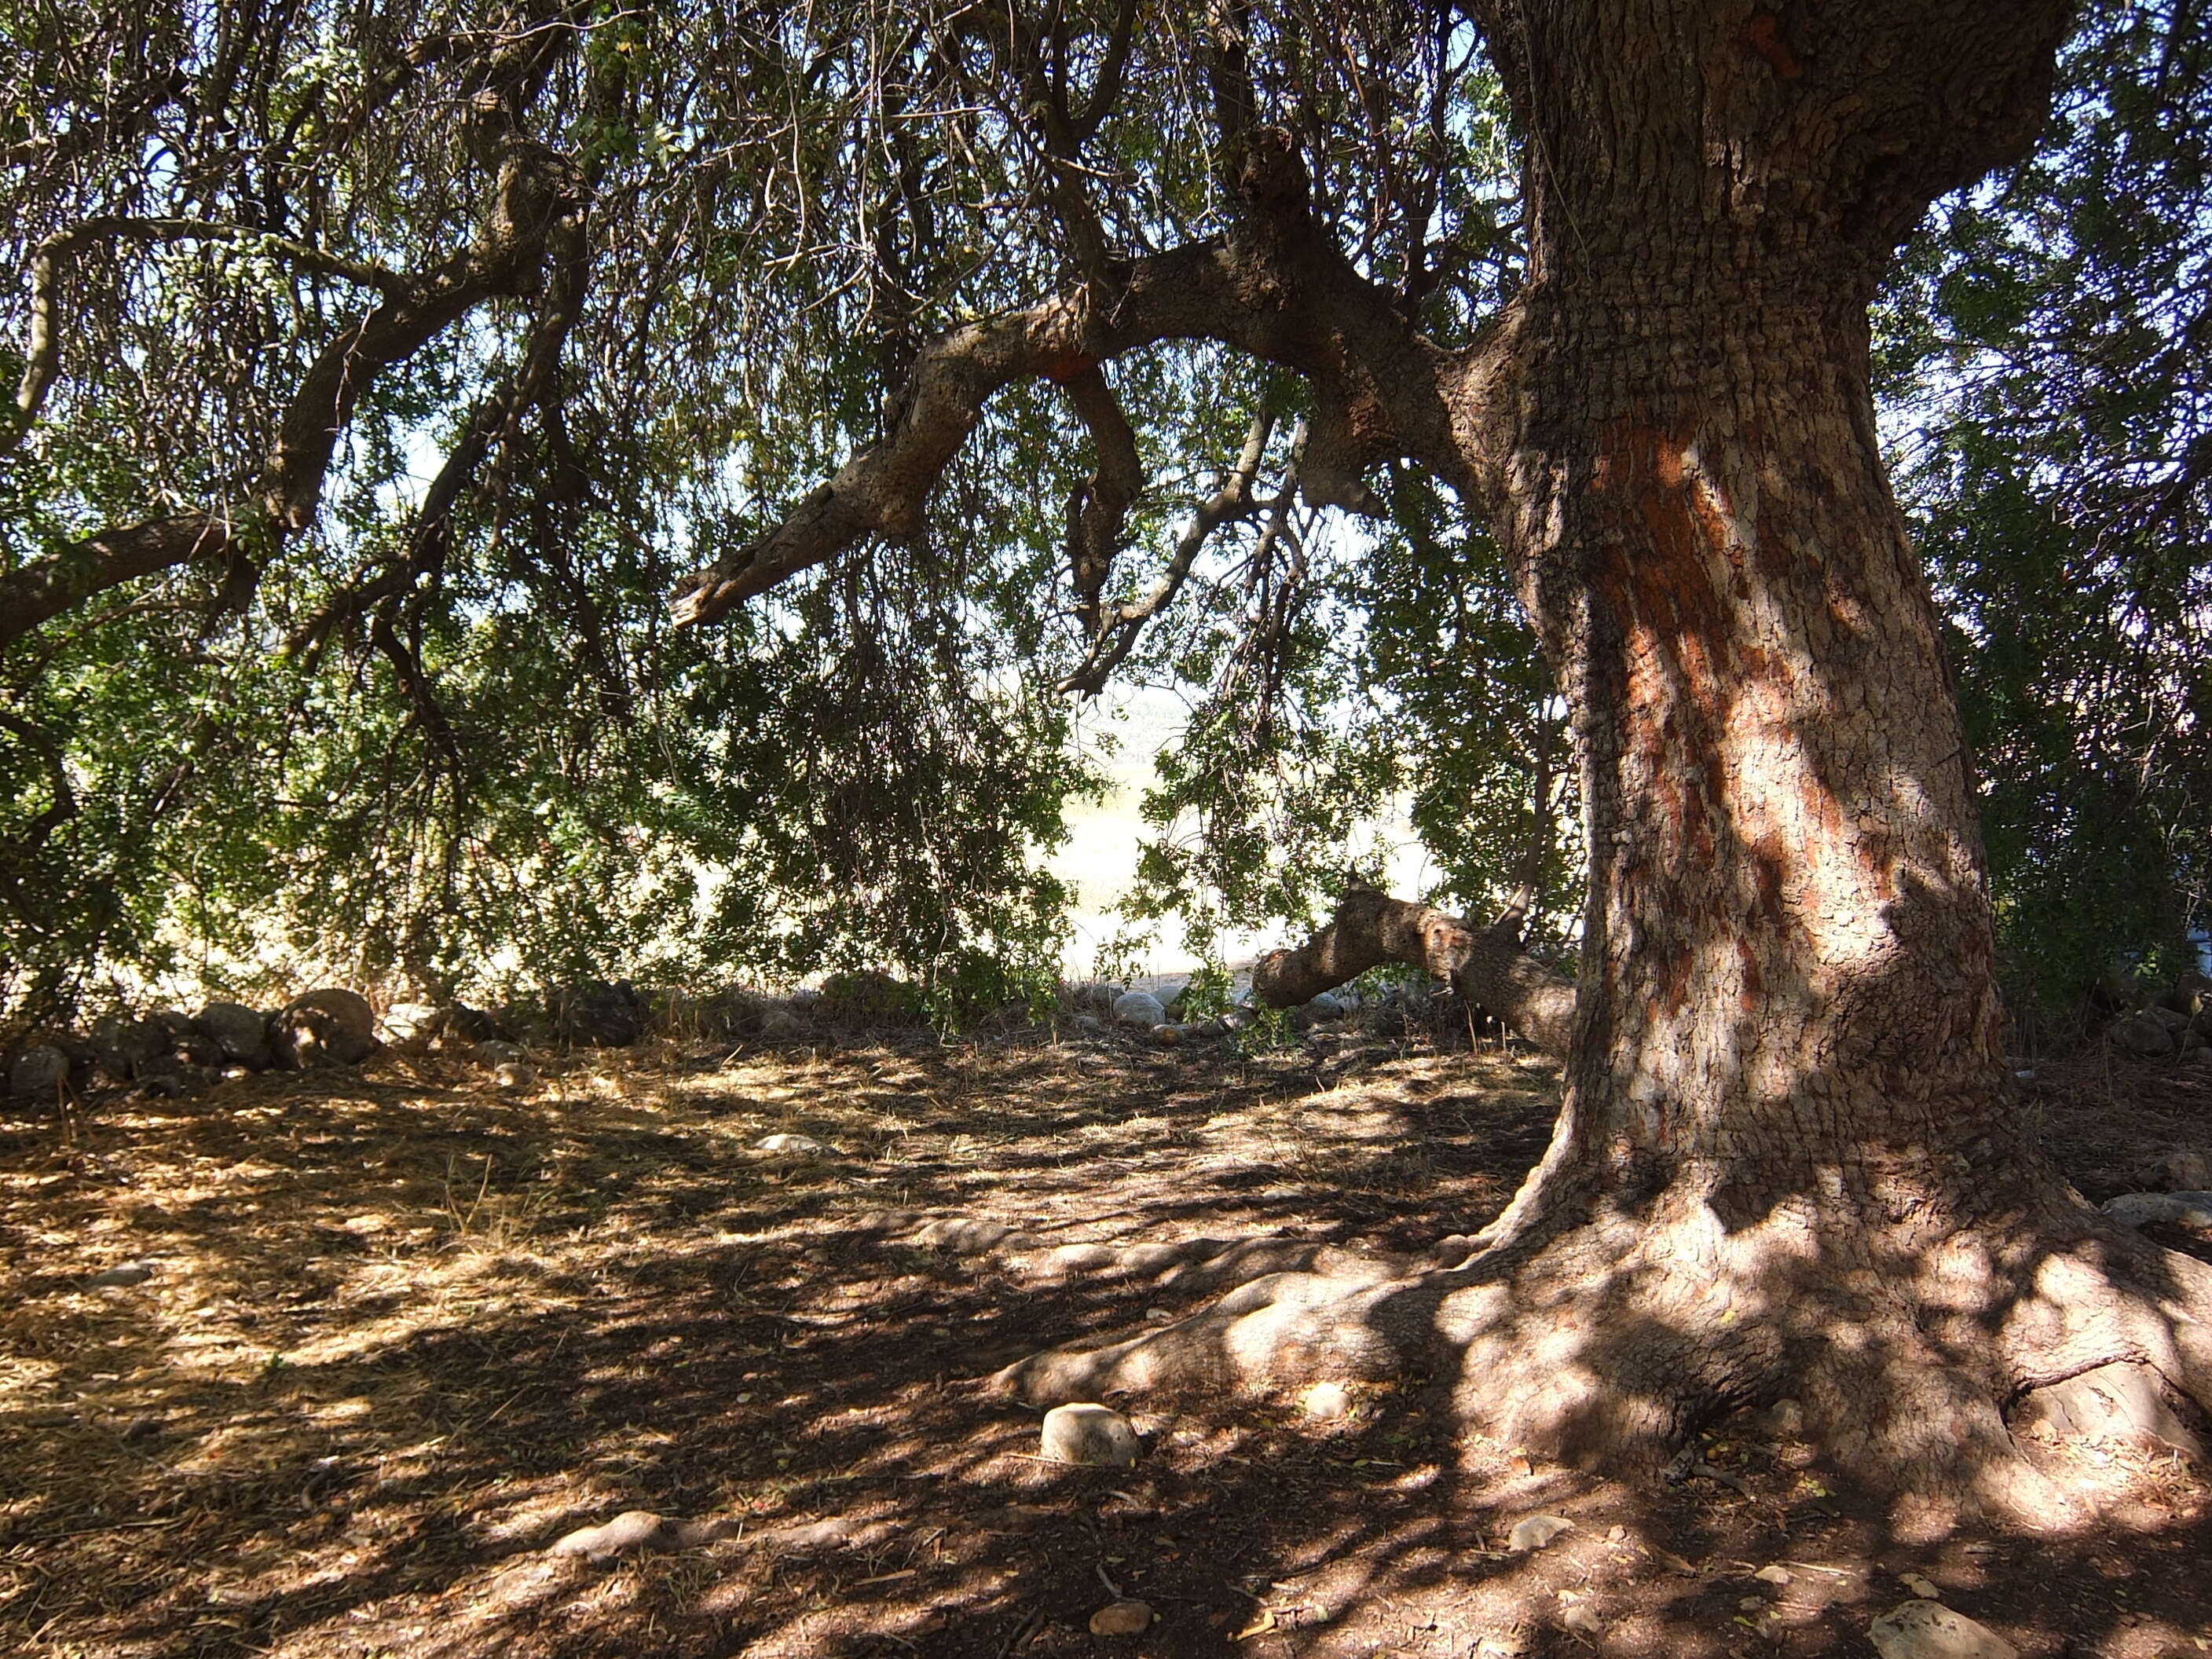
[0,510,251,651]
[1252,884,1577,1055]
[673,134,1512,631]
[0,124,588,651]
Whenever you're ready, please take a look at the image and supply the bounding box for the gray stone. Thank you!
[1559,1604,1606,1638]
[908,1216,1033,1251]
[379,1002,447,1051]
[196,1002,273,1068]
[1507,1514,1573,1552]
[83,1262,154,1287]
[1111,991,1166,1028]
[545,1510,734,1559]
[1304,991,1350,1020]
[273,989,378,1068]
[9,1043,70,1104]
[133,1056,204,1097]
[1300,1381,1353,1421]
[2111,1012,2174,1058]
[173,1028,223,1068]
[2101,1190,2212,1229]
[1040,1402,1141,1467]
[2155,1150,2212,1191]
[90,1014,166,1081]
[1868,1600,2016,1659]
[756,1131,833,1158]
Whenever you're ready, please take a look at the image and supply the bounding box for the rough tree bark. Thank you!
[673,0,2212,1518]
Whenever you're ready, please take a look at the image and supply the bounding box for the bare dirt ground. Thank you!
[3,1027,2210,1658]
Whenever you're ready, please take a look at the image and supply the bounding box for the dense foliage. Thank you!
[1878,0,2210,1019]
[0,0,2203,1031]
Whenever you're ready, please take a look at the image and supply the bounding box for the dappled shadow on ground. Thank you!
[1,1034,2207,1657]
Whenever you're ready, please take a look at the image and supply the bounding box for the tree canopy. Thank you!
[0,0,2203,1029]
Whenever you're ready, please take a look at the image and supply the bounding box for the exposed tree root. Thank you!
[988,1174,2212,1536]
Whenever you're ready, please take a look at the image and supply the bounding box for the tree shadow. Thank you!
[1,1035,2205,1656]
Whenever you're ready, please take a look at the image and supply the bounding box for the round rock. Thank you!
[196,1001,273,1068]
[1040,1402,1141,1467]
[1300,1381,1353,1421]
[1088,1599,1152,1636]
[1868,1599,2017,1659]
[756,1131,832,1157]
[1111,991,1166,1029]
[273,989,377,1068]
[379,1002,447,1052]
[8,1043,70,1104]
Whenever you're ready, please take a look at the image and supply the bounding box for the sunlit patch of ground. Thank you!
[2,1032,2207,1657]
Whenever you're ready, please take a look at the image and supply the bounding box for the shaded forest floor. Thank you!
[3,1028,2210,1658]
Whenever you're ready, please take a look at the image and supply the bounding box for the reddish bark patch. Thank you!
[1743,12,1806,80]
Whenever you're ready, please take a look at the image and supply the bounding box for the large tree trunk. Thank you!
[999,0,2212,1523]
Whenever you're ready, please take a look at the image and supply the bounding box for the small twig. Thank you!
[994,1606,1047,1657]
[55,1515,186,1539]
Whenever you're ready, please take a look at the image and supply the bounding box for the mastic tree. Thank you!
[667,0,2212,1518]
[5,0,2210,1518]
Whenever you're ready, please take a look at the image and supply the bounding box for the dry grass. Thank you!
[2,1031,2207,1657]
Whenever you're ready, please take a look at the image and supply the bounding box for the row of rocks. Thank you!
[4,976,689,1108]
[2108,1000,2212,1060]
[8,965,1433,1108]
[7,989,377,1103]
[1100,983,1368,1035]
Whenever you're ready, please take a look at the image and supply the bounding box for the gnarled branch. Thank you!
[1252,883,1576,1055]
[672,134,1507,633]
[1062,364,1144,635]
[0,121,589,651]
